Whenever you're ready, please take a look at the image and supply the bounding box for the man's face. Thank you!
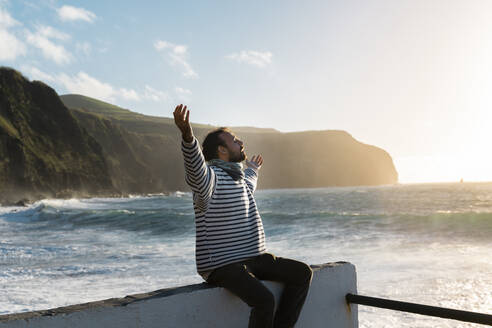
[220,132,246,162]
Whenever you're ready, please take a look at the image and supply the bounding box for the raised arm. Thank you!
[173,105,215,206]
[244,155,263,193]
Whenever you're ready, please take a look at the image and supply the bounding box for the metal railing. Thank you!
[346,293,492,326]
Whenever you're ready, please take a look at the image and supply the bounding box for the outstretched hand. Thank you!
[246,155,264,170]
[173,104,193,143]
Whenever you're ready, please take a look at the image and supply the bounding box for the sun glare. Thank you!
[396,151,492,184]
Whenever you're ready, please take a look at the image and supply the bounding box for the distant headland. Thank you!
[0,67,398,205]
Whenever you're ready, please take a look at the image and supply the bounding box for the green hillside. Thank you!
[61,94,215,136]
[0,68,113,204]
[60,94,137,119]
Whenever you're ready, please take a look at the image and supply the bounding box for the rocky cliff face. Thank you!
[61,94,398,192]
[238,130,398,188]
[0,67,398,204]
[0,67,113,204]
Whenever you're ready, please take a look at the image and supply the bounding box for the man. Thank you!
[173,104,312,328]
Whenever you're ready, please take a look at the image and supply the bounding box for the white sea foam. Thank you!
[0,202,46,223]
[0,206,25,215]
[172,191,191,197]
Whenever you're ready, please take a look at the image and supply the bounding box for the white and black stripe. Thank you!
[181,137,266,275]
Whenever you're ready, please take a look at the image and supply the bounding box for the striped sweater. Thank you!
[181,137,267,277]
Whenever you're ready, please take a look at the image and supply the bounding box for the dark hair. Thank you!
[202,127,231,161]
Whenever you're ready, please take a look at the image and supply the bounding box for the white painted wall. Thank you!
[0,262,358,328]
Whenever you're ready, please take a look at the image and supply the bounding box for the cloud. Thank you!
[144,85,169,102]
[26,25,72,65]
[225,50,273,68]
[0,8,26,60]
[175,86,192,102]
[119,88,140,101]
[57,71,140,104]
[175,87,191,95]
[36,25,70,40]
[154,40,169,51]
[154,40,198,79]
[0,29,26,60]
[0,7,20,28]
[20,65,55,83]
[58,72,114,101]
[57,5,96,23]
[21,68,167,104]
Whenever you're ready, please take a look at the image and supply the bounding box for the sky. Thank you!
[1,0,492,183]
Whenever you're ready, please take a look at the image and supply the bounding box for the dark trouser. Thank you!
[206,253,313,328]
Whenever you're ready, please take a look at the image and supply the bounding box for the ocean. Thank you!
[1,183,491,327]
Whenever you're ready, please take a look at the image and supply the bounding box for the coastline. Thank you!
[5,180,491,207]
[0,189,172,207]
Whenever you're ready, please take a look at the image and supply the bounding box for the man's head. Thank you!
[202,127,246,162]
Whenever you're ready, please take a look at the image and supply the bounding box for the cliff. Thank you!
[0,68,113,204]
[0,67,398,204]
[62,94,398,190]
[238,130,398,188]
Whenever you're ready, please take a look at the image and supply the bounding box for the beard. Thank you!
[229,148,246,162]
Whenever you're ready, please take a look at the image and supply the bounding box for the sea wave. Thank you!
[0,196,195,236]
[1,186,492,240]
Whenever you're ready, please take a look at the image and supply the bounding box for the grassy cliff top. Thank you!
[60,94,280,134]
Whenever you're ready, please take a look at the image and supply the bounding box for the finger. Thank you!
[185,109,190,124]
[181,105,188,120]
[180,109,188,122]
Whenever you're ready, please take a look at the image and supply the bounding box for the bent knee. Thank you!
[301,264,313,284]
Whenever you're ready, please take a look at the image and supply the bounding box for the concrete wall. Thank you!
[0,262,358,328]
